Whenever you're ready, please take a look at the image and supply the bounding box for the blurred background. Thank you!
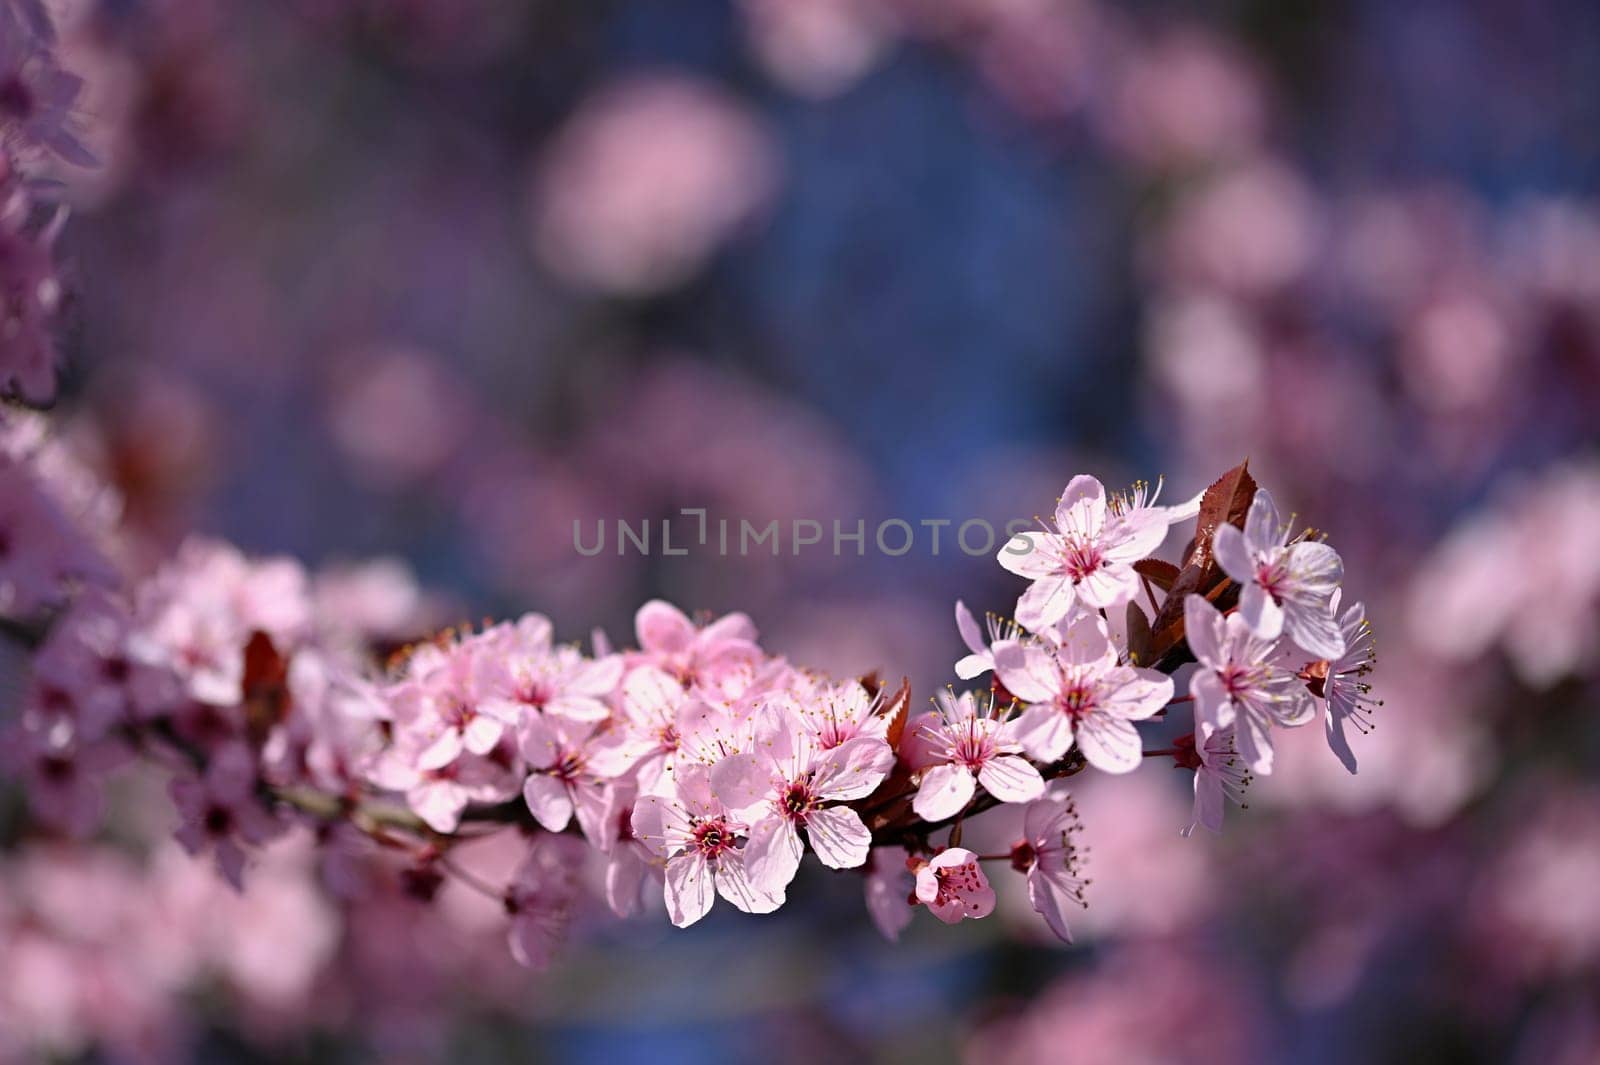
[5,0,1600,1061]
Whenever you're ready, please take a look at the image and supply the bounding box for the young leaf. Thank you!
[1148,461,1257,662]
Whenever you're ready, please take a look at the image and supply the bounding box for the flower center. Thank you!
[516,677,555,709]
[1220,662,1264,698]
[1055,677,1098,722]
[1061,537,1104,582]
[1254,559,1288,602]
[0,77,33,121]
[552,750,585,782]
[655,722,680,751]
[691,818,735,858]
[952,720,997,769]
[780,780,817,821]
[934,862,984,907]
[204,805,233,837]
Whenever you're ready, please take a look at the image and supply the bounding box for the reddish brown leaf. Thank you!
[242,630,291,747]
[1133,558,1182,592]
[877,676,911,751]
[1126,601,1154,666]
[1148,461,1257,663]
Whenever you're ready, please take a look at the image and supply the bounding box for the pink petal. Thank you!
[977,755,1045,804]
[954,600,986,655]
[812,737,895,802]
[993,641,1057,703]
[997,532,1063,580]
[804,806,871,870]
[635,600,696,655]
[1012,705,1074,764]
[664,853,715,927]
[522,774,575,832]
[912,763,976,821]
[1015,575,1078,629]
[1075,714,1143,774]
[1027,868,1077,943]
[1243,489,1283,552]
[712,852,784,914]
[1211,523,1254,585]
[1055,475,1106,535]
[1238,581,1285,640]
[631,794,690,856]
[1182,595,1227,668]
[744,815,803,891]
[708,751,772,816]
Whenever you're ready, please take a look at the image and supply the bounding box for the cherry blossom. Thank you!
[910,689,1044,820]
[863,845,914,942]
[1013,791,1089,942]
[1311,591,1378,774]
[519,712,619,846]
[0,458,113,617]
[599,664,698,792]
[630,765,783,927]
[169,745,285,890]
[366,736,522,834]
[787,677,892,749]
[504,835,586,971]
[993,616,1173,772]
[631,598,762,691]
[997,474,1170,630]
[1184,594,1315,775]
[475,612,621,724]
[385,638,512,773]
[953,599,1022,680]
[1177,727,1250,836]
[1213,488,1346,659]
[913,848,995,924]
[712,706,895,890]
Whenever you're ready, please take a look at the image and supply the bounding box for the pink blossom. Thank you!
[1316,593,1378,774]
[593,663,695,792]
[0,5,94,166]
[1213,488,1345,659]
[598,784,656,918]
[863,845,914,942]
[788,677,891,749]
[1,723,127,837]
[169,744,284,890]
[712,705,895,891]
[994,616,1173,772]
[1179,727,1250,836]
[1013,792,1088,942]
[24,591,158,741]
[632,598,762,692]
[953,599,1022,680]
[0,457,113,617]
[914,848,995,924]
[367,735,522,834]
[631,764,783,927]
[386,636,511,772]
[127,539,311,709]
[911,690,1043,820]
[504,835,587,971]
[1184,594,1315,775]
[529,75,778,296]
[476,612,622,724]
[263,649,387,792]
[997,474,1170,630]
[519,712,617,846]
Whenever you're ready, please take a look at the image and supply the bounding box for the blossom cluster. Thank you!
[2,449,1376,964]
